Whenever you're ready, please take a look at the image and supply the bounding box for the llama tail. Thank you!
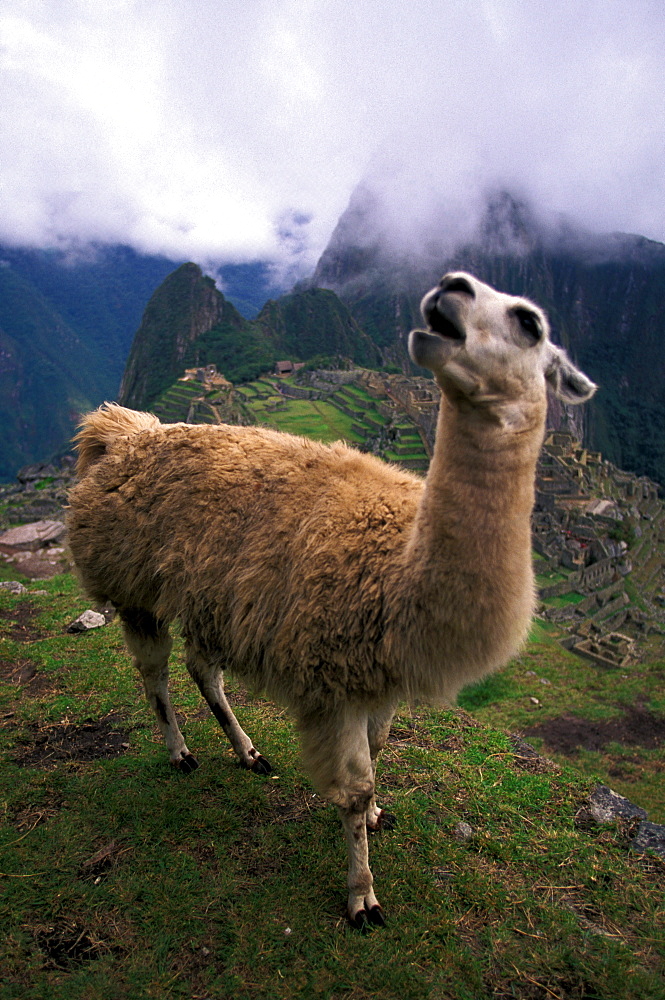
[73,402,162,477]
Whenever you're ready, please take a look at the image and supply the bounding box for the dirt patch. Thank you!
[79,839,129,881]
[32,917,123,969]
[0,657,38,685]
[13,714,132,769]
[0,657,59,697]
[264,785,327,824]
[2,551,70,579]
[0,602,49,642]
[11,801,63,831]
[608,756,665,780]
[524,705,665,756]
[388,719,440,749]
[436,732,466,754]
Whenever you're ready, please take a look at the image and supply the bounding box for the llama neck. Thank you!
[388,393,547,698]
[412,395,545,563]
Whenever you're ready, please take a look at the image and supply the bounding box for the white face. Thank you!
[409,272,597,408]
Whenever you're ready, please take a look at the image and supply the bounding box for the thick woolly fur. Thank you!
[71,419,426,703]
[67,272,596,924]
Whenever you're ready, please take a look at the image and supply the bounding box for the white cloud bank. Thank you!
[1,0,664,273]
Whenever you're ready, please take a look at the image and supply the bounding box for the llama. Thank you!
[66,272,596,928]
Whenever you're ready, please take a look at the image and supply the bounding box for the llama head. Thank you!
[409,272,596,416]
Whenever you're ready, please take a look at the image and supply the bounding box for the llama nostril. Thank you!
[442,276,475,297]
[423,298,466,340]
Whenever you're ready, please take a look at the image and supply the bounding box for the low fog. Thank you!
[1,0,664,276]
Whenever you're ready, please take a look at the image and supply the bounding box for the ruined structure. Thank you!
[529,431,665,665]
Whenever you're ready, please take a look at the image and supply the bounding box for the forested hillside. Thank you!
[0,245,281,479]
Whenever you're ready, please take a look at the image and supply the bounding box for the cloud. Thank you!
[1,0,664,274]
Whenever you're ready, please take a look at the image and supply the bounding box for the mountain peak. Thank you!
[478,190,538,255]
[118,262,245,410]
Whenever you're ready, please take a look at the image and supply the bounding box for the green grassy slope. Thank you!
[257,288,382,368]
[1,573,663,999]
[459,619,665,824]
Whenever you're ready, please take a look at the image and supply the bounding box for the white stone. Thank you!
[0,520,66,552]
[67,609,107,632]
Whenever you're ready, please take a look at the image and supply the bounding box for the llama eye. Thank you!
[514,308,542,342]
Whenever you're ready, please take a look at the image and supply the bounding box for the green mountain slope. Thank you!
[118,263,254,409]
[0,245,286,478]
[0,244,180,389]
[257,287,381,367]
[0,266,106,479]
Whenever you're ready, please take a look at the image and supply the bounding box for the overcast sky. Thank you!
[1,0,664,275]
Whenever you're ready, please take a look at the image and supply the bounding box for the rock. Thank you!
[66,610,107,633]
[588,785,648,825]
[6,500,65,524]
[0,540,71,579]
[454,821,474,841]
[631,820,665,860]
[0,580,27,594]
[0,520,66,552]
[9,552,69,580]
[508,734,559,773]
[16,462,59,484]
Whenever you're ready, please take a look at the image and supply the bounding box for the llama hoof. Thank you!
[367,904,386,927]
[378,811,397,831]
[367,809,397,833]
[250,754,272,775]
[349,905,385,931]
[175,752,200,774]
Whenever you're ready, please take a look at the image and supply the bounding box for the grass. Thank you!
[0,573,664,997]
[337,385,374,402]
[384,450,428,464]
[534,569,569,587]
[459,619,665,823]
[542,592,586,609]
[147,376,427,472]
[240,391,364,445]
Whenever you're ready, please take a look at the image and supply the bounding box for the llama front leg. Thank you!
[299,708,385,928]
[119,609,199,774]
[185,646,271,774]
[338,805,385,929]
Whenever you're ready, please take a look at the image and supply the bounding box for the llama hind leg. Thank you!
[119,609,199,774]
[299,708,385,928]
[185,646,271,775]
[366,703,397,831]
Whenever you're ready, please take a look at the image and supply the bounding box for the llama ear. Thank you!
[544,344,597,404]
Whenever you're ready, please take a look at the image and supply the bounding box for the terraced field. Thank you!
[149,373,431,472]
[151,380,203,422]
